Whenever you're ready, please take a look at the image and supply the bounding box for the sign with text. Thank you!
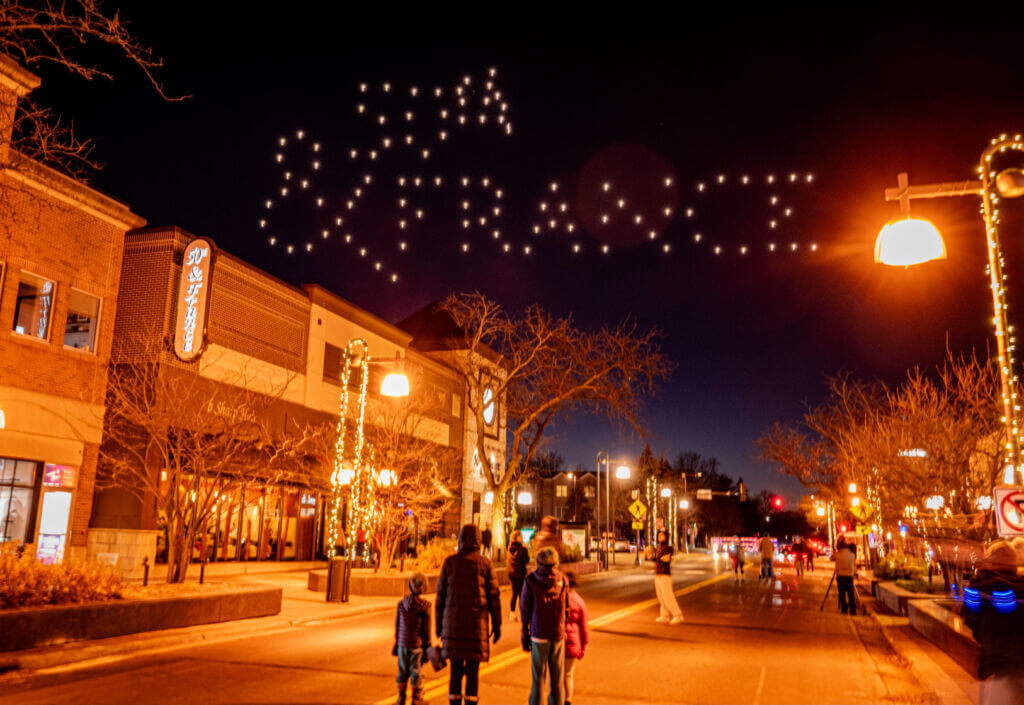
[174,238,215,362]
[994,485,1024,537]
[696,489,712,501]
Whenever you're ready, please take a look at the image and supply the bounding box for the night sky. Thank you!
[34,9,1024,500]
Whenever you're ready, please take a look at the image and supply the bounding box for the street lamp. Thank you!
[679,498,690,553]
[875,135,1024,484]
[595,452,631,569]
[325,339,411,602]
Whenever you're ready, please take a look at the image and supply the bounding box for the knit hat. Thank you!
[536,546,559,568]
[408,572,428,595]
[980,540,1019,573]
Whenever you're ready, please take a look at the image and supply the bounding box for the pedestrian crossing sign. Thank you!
[629,499,647,520]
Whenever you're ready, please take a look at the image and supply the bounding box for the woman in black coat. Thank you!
[506,530,529,622]
[435,524,502,705]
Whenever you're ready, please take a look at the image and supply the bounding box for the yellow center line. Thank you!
[375,571,729,704]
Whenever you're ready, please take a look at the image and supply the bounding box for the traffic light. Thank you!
[772,496,784,509]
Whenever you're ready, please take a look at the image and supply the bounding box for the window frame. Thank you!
[11,270,57,343]
[63,287,102,354]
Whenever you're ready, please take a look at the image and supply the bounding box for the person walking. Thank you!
[520,546,569,705]
[834,537,857,614]
[792,537,807,577]
[393,573,430,705]
[653,530,684,624]
[731,540,746,581]
[563,569,589,705]
[507,530,530,623]
[481,527,493,559]
[435,525,502,705]
[757,533,776,582]
[533,515,563,556]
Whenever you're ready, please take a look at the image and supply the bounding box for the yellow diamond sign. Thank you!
[629,499,647,521]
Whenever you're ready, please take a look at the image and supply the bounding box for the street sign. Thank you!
[628,499,647,521]
[995,485,1024,537]
[631,521,644,530]
[696,489,712,501]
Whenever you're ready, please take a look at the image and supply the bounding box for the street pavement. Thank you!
[0,554,938,704]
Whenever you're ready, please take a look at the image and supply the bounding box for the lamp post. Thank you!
[679,499,690,554]
[325,339,409,603]
[875,135,1024,485]
[595,451,631,569]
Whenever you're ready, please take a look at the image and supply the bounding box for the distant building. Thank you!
[514,471,597,526]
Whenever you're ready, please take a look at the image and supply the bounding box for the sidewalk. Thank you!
[854,574,978,705]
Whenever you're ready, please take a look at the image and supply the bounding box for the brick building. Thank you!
[0,57,146,564]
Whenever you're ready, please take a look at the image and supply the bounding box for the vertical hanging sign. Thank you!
[174,238,215,362]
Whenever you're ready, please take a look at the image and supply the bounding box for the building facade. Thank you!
[89,228,473,574]
[0,58,146,565]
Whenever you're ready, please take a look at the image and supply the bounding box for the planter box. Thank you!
[908,598,980,678]
[0,585,282,653]
[561,561,601,576]
[308,566,511,596]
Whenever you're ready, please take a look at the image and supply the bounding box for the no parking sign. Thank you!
[994,485,1024,538]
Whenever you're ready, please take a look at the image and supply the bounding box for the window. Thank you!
[0,458,38,546]
[584,486,595,498]
[323,343,343,384]
[64,289,100,352]
[13,272,55,340]
[556,484,568,498]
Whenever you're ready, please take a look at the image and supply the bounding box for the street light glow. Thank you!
[660,487,671,497]
[380,372,410,397]
[615,465,631,479]
[679,499,689,509]
[848,482,857,494]
[874,218,946,267]
[816,506,826,516]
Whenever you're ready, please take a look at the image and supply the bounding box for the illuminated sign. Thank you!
[174,238,215,361]
[43,463,78,489]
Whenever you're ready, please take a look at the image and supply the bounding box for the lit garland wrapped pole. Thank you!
[326,339,376,562]
[877,134,1024,487]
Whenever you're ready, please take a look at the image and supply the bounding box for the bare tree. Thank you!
[440,293,672,546]
[98,354,320,583]
[0,2,182,225]
[758,352,1006,538]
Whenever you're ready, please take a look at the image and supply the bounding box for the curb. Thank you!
[863,599,974,705]
[2,600,396,674]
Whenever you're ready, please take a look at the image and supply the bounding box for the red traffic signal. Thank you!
[772,496,784,509]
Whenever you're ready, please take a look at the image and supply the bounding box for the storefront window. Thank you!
[241,484,264,560]
[0,458,38,546]
[323,343,343,385]
[64,289,100,352]
[13,272,55,340]
[215,484,242,561]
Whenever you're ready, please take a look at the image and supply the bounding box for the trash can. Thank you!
[326,556,347,602]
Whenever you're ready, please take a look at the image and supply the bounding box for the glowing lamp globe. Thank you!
[816,506,826,517]
[995,168,1024,199]
[660,487,671,498]
[380,372,410,398]
[338,467,355,486]
[679,499,689,509]
[874,218,946,267]
[615,465,631,480]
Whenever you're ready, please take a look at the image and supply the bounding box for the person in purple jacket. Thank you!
[520,546,569,705]
[562,570,589,705]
